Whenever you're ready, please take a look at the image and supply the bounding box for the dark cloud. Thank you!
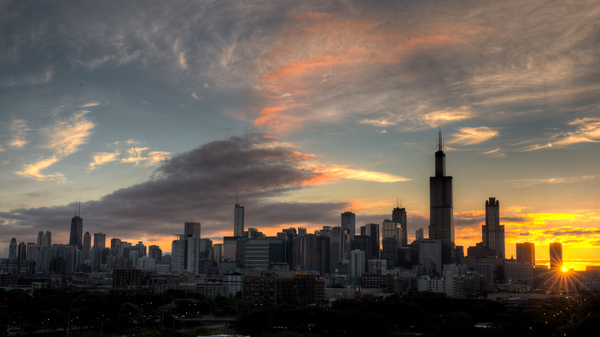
[519,232,531,236]
[501,216,526,223]
[551,230,600,237]
[454,213,484,228]
[0,132,347,245]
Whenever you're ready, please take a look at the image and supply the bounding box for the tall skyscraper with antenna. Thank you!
[429,129,455,264]
[234,194,245,237]
[69,199,83,250]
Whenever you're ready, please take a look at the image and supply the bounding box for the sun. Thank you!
[561,266,568,273]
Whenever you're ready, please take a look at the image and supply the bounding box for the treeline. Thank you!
[234,292,600,337]
[1,288,599,337]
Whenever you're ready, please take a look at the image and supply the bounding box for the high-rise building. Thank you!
[549,242,563,269]
[69,215,83,251]
[234,201,245,237]
[361,223,380,259]
[341,211,356,238]
[111,238,122,257]
[381,219,401,264]
[184,222,201,237]
[482,197,505,258]
[429,129,455,264]
[293,234,330,275]
[182,222,201,273]
[148,245,162,261]
[415,228,424,241]
[93,233,106,249]
[516,242,535,264]
[82,232,92,262]
[392,207,408,247]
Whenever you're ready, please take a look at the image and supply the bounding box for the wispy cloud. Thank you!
[9,120,29,148]
[422,107,476,127]
[81,101,100,108]
[506,176,595,187]
[16,110,95,181]
[89,151,121,170]
[552,117,600,147]
[310,165,411,184]
[447,126,498,145]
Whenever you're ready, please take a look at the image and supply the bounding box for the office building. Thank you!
[341,211,356,238]
[244,238,286,269]
[516,242,535,264]
[148,245,162,261]
[234,201,245,237]
[93,233,106,249]
[350,249,366,279]
[37,231,51,247]
[482,197,505,258]
[429,130,455,264]
[82,232,92,262]
[293,234,330,275]
[361,223,380,259]
[382,219,401,264]
[418,239,443,276]
[392,207,408,247]
[69,215,83,251]
[415,228,424,241]
[549,242,563,269]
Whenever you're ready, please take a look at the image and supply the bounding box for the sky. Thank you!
[1,0,599,268]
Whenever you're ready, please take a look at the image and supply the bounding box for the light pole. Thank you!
[66,311,73,337]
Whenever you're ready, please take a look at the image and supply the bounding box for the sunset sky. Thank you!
[1,0,599,268]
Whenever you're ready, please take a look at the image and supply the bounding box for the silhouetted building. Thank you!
[149,245,162,261]
[549,242,563,269]
[69,215,83,250]
[382,219,401,265]
[361,223,380,259]
[82,232,92,262]
[482,197,505,258]
[234,201,245,237]
[341,211,356,239]
[293,234,330,275]
[94,232,106,249]
[392,207,408,247]
[516,242,535,264]
[429,130,455,264]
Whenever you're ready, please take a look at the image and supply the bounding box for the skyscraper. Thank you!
[381,219,401,264]
[482,197,505,259]
[429,129,455,264]
[69,215,83,251]
[549,242,563,269]
[516,242,535,264]
[94,233,106,248]
[82,232,92,262]
[234,200,245,237]
[341,211,356,238]
[392,207,408,247]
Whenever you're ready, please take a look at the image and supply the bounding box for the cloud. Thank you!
[447,126,498,146]
[552,117,600,147]
[422,107,476,127]
[43,110,94,156]
[1,132,354,244]
[506,175,595,187]
[89,151,121,170]
[15,156,65,183]
[9,120,29,147]
[81,101,100,108]
[521,143,553,152]
[15,110,95,181]
[310,165,410,184]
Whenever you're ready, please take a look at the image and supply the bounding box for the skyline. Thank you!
[1,1,600,268]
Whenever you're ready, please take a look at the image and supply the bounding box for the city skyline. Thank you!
[1,1,599,269]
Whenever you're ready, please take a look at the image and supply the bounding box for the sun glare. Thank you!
[561,266,568,273]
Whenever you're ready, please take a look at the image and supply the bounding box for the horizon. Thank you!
[1,1,599,269]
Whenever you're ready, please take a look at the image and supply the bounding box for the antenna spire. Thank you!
[236,192,239,205]
[438,127,443,151]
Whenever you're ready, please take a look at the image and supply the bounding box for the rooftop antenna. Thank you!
[236,192,239,205]
[438,127,443,152]
[74,199,77,216]
[78,197,81,217]
[396,197,399,208]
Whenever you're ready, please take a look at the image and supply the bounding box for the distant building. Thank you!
[516,242,535,264]
[93,233,106,249]
[482,198,505,258]
[82,232,92,262]
[293,234,330,275]
[429,130,455,265]
[341,211,356,239]
[549,242,563,269]
[69,215,83,251]
[392,207,408,247]
[234,201,245,237]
